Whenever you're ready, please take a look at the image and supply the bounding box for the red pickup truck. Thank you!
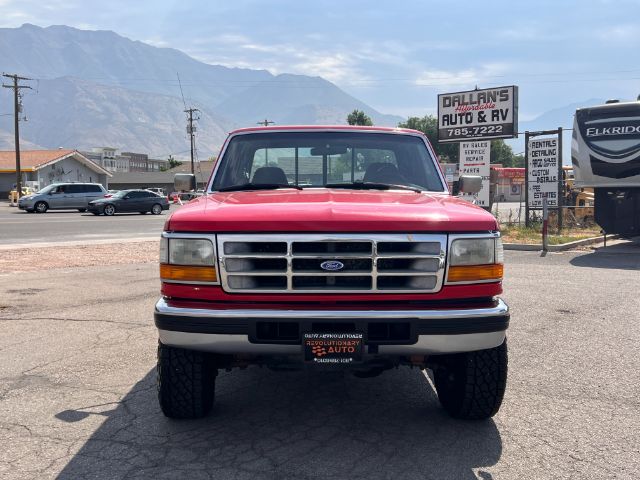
[155,126,509,420]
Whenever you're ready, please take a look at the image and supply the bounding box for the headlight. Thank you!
[450,238,495,266]
[159,236,168,264]
[169,238,214,265]
[160,236,218,283]
[447,236,503,283]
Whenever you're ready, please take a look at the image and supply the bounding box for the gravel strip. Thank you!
[0,241,159,274]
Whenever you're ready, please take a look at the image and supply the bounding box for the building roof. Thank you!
[0,149,74,170]
[0,149,112,176]
[169,160,215,179]
[492,167,525,178]
[109,171,177,184]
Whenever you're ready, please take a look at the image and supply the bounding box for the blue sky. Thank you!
[1,0,639,121]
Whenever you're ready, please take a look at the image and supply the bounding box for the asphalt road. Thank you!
[0,201,178,245]
[0,244,639,479]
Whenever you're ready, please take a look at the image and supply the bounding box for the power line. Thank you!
[2,73,33,201]
[176,72,187,110]
[175,71,201,177]
[185,107,200,175]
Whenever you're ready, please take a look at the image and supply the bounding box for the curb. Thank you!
[504,234,620,252]
[0,237,159,251]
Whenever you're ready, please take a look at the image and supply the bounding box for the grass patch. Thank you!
[500,224,601,245]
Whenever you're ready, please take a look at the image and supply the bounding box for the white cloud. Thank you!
[597,24,640,41]
[187,38,370,85]
[414,63,513,91]
[191,33,251,46]
[144,36,170,48]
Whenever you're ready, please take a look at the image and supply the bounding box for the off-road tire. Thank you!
[433,340,507,420]
[157,342,216,419]
[34,201,48,213]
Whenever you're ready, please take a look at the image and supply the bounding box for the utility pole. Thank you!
[2,73,32,199]
[184,107,200,175]
[257,119,274,127]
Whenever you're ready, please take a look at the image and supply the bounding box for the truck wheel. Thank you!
[157,342,217,419]
[433,340,507,420]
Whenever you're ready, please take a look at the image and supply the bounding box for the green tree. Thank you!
[511,153,525,168]
[398,115,458,162]
[399,114,524,167]
[161,155,183,171]
[347,109,373,126]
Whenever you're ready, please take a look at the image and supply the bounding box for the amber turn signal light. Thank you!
[160,264,218,283]
[447,264,503,283]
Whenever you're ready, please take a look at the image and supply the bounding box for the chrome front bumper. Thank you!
[155,297,509,356]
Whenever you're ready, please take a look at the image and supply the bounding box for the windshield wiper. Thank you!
[324,182,422,193]
[217,183,303,192]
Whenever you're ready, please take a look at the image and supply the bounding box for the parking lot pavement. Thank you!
[0,201,178,245]
[0,245,639,479]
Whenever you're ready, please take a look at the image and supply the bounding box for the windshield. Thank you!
[37,185,56,194]
[211,132,445,192]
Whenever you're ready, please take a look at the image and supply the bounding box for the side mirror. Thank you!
[458,175,482,194]
[175,173,196,192]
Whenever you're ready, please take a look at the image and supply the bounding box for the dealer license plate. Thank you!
[303,332,364,364]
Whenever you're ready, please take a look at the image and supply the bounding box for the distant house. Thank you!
[108,171,177,194]
[491,167,525,202]
[121,152,169,172]
[169,160,215,181]
[0,149,111,196]
[108,168,210,193]
[81,147,131,173]
[80,148,169,173]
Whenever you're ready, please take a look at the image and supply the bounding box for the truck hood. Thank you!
[166,189,498,232]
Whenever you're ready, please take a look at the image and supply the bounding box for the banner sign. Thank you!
[527,136,559,208]
[459,140,491,207]
[438,86,518,143]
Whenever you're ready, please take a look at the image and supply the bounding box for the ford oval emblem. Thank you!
[320,260,344,271]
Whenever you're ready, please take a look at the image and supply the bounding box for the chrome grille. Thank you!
[217,234,447,294]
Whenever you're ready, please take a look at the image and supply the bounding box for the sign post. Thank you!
[542,196,549,251]
[557,127,563,233]
[459,140,491,207]
[524,131,530,227]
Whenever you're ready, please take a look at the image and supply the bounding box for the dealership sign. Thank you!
[527,136,559,208]
[438,86,518,143]
[459,141,490,207]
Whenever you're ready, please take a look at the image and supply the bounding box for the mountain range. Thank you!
[506,98,605,163]
[0,24,402,158]
[0,24,607,161]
